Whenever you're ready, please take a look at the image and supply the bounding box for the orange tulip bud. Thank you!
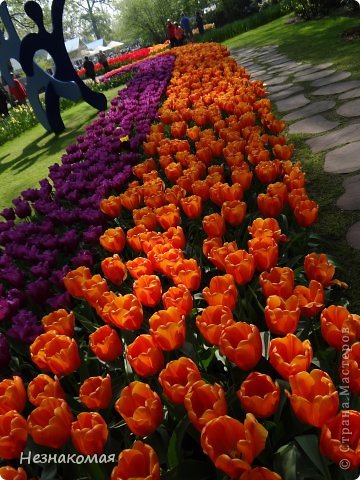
[111,441,160,480]
[99,227,126,253]
[267,182,288,205]
[320,305,360,350]
[103,294,143,330]
[248,237,279,272]
[203,236,223,258]
[155,204,181,230]
[171,258,201,291]
[220,322,262,370]
[71,412,108,455]
[41,308,75,336]
[248,218,286,243]
[257,193,283,218]
[286,369,339,427]
[30,331,80,375]
[0,411,27,459]
[63,266,92,298]
[28,397,73,448]
[101,254,127,286]
[221,200,247,226]
[192,180,210,200]
[293,280,324,317]
[149,307,186,351]
[255,161,279,184]
[288,187,308,210]
[0,376,26,414]
[237,372,280,418]
[259,267,294,299]
[202,274,238,310]
[165,161,183,182]
[125,258,153,281]
[239,467,283,480]
[82,274,109,308]
[79,374,112,410]
[119,189,142,211]
[133,274,162,308]
[196,304,234,346]
[208,241,238,271]
[158,357,202,405]
[202,213,225,238]
[127,334,164,377]
[133,207,158,231]
[269,334,313,380]
[89,325,123,362]
[162,284,193,316]
[0,466,27,480]
[132,158,157,180]
[126,224,148,253]
[27,374,65,406]
[115,381,163,437]
[100,195,122,217]
[180,195,202,219]
[265,295,300,335]
[163,225,186,249]
[294,199,319,227]
[231,166,253,191]
[224,249,255,285]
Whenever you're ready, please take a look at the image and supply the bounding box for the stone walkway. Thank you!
[230,45,360,250]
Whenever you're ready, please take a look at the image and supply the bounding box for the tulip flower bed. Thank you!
[0,43,359,480]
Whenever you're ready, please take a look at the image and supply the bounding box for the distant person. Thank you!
[166,19,176,48]
[174,22,185,46]
[97,50,110,73]
[196,11,204,35]
[180,12,193,41]
[0,83,9,116]
[9,74,27,105]
[83,56,97,83]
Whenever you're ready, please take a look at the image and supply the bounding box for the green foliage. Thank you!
[279,0,343,19]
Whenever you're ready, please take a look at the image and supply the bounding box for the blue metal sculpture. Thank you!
[0,0,107,133]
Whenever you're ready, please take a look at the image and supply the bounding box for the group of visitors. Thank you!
[83,50,110,83]
[166,11,204,47]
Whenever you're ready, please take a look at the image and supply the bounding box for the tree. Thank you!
[66,0,114,39]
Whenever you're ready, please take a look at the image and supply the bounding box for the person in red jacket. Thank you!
[9,74,27,105]
[166,20,176,48]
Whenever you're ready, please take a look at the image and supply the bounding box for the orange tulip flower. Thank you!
[208,241,238,271]
[265,295,300,335]
[285,369,339,427]
[63,266,92,298]
[320,410,360,470]
[126,258,153,283]
[126,334,164,377]
[71,412,108,455]
[142,178,164,197]
[111,441,160,480]
[27,374,65,407]
[103,293,143,330]
[293,280,324,317]
[162,225,186,250]
[272,143,294,160]
[224,249,255,285]
[341,342,360,396]
[187,125,201,141]
[171,258,201,291]
[239,467,283,480]
[294,199,319,228]
[99,195,122,217]
[165,161,183,182]
[0,466,27,480]
[158,357,202,405]
[259,266,294,299]
[231,166,253,191]
[320,305,360,350]
[237,372,280,418]
[184,380,227,431]
[201,414,268,478]
[288,187,308,210]
[203,236,223,258]
[0,376,26,414]
[133,207,158,231]
[0,411,27,459]
[132,158,157,179]
[140,232,165,255]
[248,237,279,272]
[220,322,262,370]
[248,218,286,243]
[196,305,234,346]
[41,308,75,337]
[221,200,247,226]
[267,182,288,205]
[30,331,80,375]
[115,381,163,437]
[192,180,210,200]
[82,274,109,308]
[149,307,186,351]
[180,195,202,219]
[126,224,148,253]
[162,284,193,316]
[269,334,313,380]
[28,397,73,448]
[257,193,283,218]
[99,227,126,253]
[133,274,162,308]
[79,374,112,410]
[89,325,123,362]
[147,243,182,274]
[155,204,181,230]
[202,274,238,310]
[284,167,305,190]
[304,252,347,288]
[255,161,279,184]
[119,189,142,211]
[101,254,127,286]
[202,213,226,238]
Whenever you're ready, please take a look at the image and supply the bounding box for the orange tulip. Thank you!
[155,204,181,230]
[192,180,210,200]
[248,237,279,272]
[203,236,223,258]
[231,166,253,191]
[259,267,294,299]
[115,381,163,437]
[144,193,165,209]
[202,274,238,310]
[265,295,300,335]
[101,254,127,286]
[82,274,109,308]
[184,380,227,431]
[341,342,360,396]
[201,414,268,478]
[142,178,164,197]
[272,143,294,160]
[288,187,308,210]
[248,217,286,243]
[71,412,108,455]
[30,331,80,375]
[147,243,182,274]
[119,189,142,211]
[202,213,225,238]
[126,258,153,282]
[0,376,26,414]
[27,374,65,407]
[133,207,158,231]
[100,195,122,217]
[171,120,187,138]
[221,200,247,226]
[126,224,148,252]
[239,467,283,480]
[79,374,112,410]
[162,284,193,316]
[320,410,360,470]
[255,161,279,184]
[257,193,283,218]
[126,334,164,377]
[99,227,126,253]
[304,252,347,288]
[267,182,288,205]
[285,369,339,427]
[41,308,75,336]
[208,241,238,271]
[132,158,157,180]
[133,274,162,308]
[103,293,143,330]
[220,322,262,370]
[111,441,160,480]
[63,266,92,298]
[171,258,201,291]
[89,325,123,362]
[158,357,202,405]
[0,411,27,459]
[293,280,324,317]
[180,195,202,219]
[294,199,319,227]
[140,231,165,255]
[320,305,360,350]
[196,305,234,346]
[0,466,27,480]
[28,397,73,448]
[269,334,313,380]
[149,307,186,351]
[237,372,280,418]
[164,161,183,182]
[187,125,201,141]
[224,249,255,285]
[284,167,305,190]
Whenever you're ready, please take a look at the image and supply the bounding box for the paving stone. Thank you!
[311,71,351,87]
[337,99,360,118]
[293,66,323,78]
[313,80,360,96]
[346,222,360,250]
[288,115,338,134]
[267,62,299,72]
[267,83,294,94]
[337,174,360,210]
[270,85,303,100]
[250,70,268,79]
[294,69,336,82]
[283,100,336,121]
[264,75,289,86]
[307,125,360,153]
[339,87,360,100]
[275,94,310,112]
[323,141,360,173]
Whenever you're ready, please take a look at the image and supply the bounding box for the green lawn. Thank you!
[0,86,121,211]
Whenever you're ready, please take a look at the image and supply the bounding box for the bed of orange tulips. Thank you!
[0,43,359,480]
